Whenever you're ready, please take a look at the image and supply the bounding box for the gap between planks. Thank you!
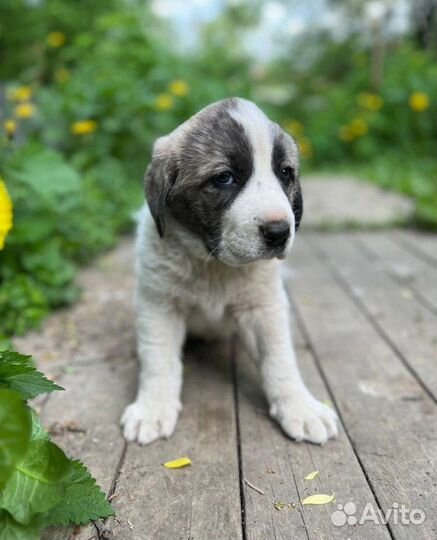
[308,234,437,405]
[393,230,437,268]
[354,232,437,317]
[286,233,437,540]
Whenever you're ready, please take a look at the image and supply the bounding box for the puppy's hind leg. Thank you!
[121,300,186,445]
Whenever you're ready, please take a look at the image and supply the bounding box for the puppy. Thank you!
[121,98,338,446]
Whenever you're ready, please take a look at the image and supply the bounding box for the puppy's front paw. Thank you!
[270,393,338,445]
[121,398,181,446]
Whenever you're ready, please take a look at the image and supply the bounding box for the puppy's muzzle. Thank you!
[259,220,290,249]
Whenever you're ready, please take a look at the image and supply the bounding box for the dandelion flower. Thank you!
[357,92,383,111]
[47,31,66,48]
[409,92,429,112]
[71,120,98,135]
[349,118,368,136]
[14,103,36,119]
[169,80,189,97]
[3,119,17,138]
[8,86,32,102]
[0,179,13,250]
[154,94,173,111]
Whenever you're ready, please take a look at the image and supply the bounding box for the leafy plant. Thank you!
[0,0,436,343]
[0,350,114,539]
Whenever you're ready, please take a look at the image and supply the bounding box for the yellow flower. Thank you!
[154,94,174,111]
[357,92,383,111]
[8,86,32,102]
[71,120,98,135]
[0,179,13,250]
[283,119,304,137]
[14,103,36,119]
[298,138,313,159]
[169,80,189,97]
[3,119,17,138]
[47,31,66,48]
[349,118,368,136]
[339,118,368,141]
[409,92,429,112]
[55,68,70,84]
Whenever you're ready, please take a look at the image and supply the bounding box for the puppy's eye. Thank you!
[280,166,294,183]
[213,171,235,188]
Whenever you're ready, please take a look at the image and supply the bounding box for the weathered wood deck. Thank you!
[17,230,436,540]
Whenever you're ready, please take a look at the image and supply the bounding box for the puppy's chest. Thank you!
[177,273,235,318]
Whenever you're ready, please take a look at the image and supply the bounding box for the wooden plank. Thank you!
[236,324,391,540]
[284,234,437,540]
[20,238,138,540]
[110,340,243,540]
[395,230,437,267]
[357,231,437,314]
[13,238,136,371]
[41,358,136,540]
[312,232,437,402]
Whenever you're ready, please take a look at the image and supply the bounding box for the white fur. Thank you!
[121,99,338,446]
[219,99,296,265]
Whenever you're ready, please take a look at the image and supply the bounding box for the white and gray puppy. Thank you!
[121,97,338,446]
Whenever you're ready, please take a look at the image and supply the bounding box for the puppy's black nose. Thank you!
[260,220,290,248]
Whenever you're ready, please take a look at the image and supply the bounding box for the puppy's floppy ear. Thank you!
[144,136,178,237]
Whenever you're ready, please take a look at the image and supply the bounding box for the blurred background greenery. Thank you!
[0,0,436,341]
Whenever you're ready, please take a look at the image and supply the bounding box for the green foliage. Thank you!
[0,389,31,490]
[0,511,42,540]
[0,0,252,339]
[0,351,114,539]
[0,350,63,399]
[0,0,435,340]
[358,153,437,229]
[46,459,114,526]
[1,440,71,524]
[266,38,436,226]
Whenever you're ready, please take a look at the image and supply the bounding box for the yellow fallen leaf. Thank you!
[304,470,319,480]
[301,492,335,505]
[163,457,192,469]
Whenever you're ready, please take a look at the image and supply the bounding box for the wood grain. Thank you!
[236,324,391,540]
[395,230,437,267]
[285,234,437,540]
[110,341,243,540]
[357,231,437,314]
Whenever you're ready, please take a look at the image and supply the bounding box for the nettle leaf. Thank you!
[0,510,42,540]
[0,440,71,524]
[46,459,114,526]
[8,145,81,200]
[30,409,49,441]
[0,390,32,489]
[0,350,64,400]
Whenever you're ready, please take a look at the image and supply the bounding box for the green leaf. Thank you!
[0,390,32,489]
[0,440,71,524]
[9,145,81,199]
[0,350,63,400]
[46,459,114,526]
[30,409,49,441]
[0,511,42,540]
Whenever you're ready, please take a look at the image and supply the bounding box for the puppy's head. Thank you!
[145,97,303,265]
